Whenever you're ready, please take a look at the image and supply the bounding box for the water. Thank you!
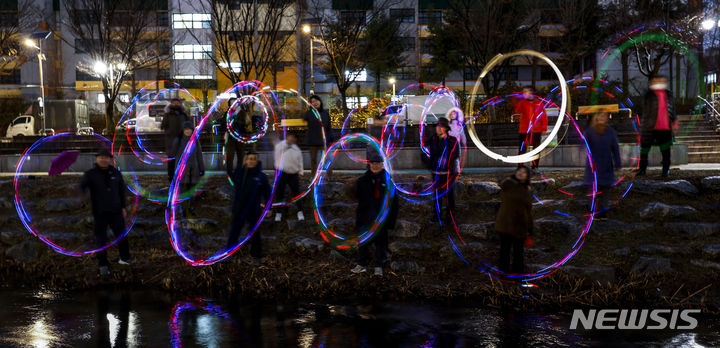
[0,288,718,347]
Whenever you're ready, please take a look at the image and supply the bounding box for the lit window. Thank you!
[218,61,242,73]
[346,96,369,109]
[345,69,367,81]
[173,13,211,29]
[119,93,130,103]
[173,44,212,59]
[97,94,105,103]
[174,74,213,79]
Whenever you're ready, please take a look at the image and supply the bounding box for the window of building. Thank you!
[463,67,478,81]
[156,12,169,26]
[400,37,415,51]
[219,61,242,73]
[173,44,212,59]
[419,10,442,25]
[345,69,367,81]
[346,96,369,109]
[0,69,20,84]
[498,66,519,81]
[340,11,366,25]
[390,8,414,23]
[539,66,554,80]
[419,38,433,53]
[0,12,18,26]
[119,93,130,103]
[173,13,211,29]
[393,66,415,80]
[174,74,213,79]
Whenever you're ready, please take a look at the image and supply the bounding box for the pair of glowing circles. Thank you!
[226,95,269,143]
[468,50,570,164]
[313,133,395,249]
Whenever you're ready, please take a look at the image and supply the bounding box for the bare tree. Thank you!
[308,0,398,114]
[363,15,405,94]
[552,0,602,78]
[441,0,537,97]
[184,0,299,85]
[62,0,164,134]
[0,0,41,74]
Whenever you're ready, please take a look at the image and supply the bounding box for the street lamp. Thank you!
[24,34,49,135]
[702,19,716,31]
[388,77,396,100]
[302,24,315,95]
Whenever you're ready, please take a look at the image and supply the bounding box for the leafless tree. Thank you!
[184,0,299,86]
[552,0,602,78]
[62,0,166,133]
[0,0,42,75]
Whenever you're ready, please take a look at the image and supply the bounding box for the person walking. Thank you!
[304,95,333,175]
[584,112,622,220]
[514,86,547,170]
[226,152,271,266]
[495,166,533,274]
[224,97,245,177]
[446,107,466,148]
[273,132,305,222]
[80,148,132,275]
[638,75,677,177]
[161,98,189,182]
[173,121,205,216]
[350,154,399,276]
[425,117,459,220]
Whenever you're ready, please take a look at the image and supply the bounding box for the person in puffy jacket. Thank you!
[495,166,533,274]
[273,132,304,222]
[80,148,131,275]
[226,152,271,266]
[583,112,621,220]
[514,86,547,170]
[424,117,459,220]
[173,121,205,215]
[350,154,399,276]
[638,75,677,177]
[161,98,189,182]
[304,95,333,175]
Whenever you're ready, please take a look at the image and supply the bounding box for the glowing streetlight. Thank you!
[702,19,716,30]
[24,39,39,49]
[116,62,127,71]
[388,76,396,100]
[25,33,49,135]
[302,24,311,34]
[302,24,315,94]
[93,61,108,75]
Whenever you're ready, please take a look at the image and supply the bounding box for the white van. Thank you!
[6,115,36,137]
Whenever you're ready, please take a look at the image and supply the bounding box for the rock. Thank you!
[664,222,720,236]
[561,181,586,191]
[0,197,13,209]
[326,218,354,233]
[614,247,630,256]
[439,242,487,257]
[5,241,38,262]
[44,198,84,212]
[145,230,167,243]
[329,250,347,261]
[701,176,720,191]
[702,244,720,257]
[217,185,234,201]
[316,182,348,200]
[530,178,555,192]
[638,202,696,219]
[631,256,672,275]
[623,180,698,196]
[533,199,567,208]
[390,220,421,238]
[636,244,692,255]
[453,181,465,196]
[134,217,163,229]
[390,261,425,273]
[388,242,431,253]
[469,182,501,195]
[690,259,720,271]
[591,220,653,235]
[180,218,218,231]
[535,215,582,235]
[44,232,82,240]
[286,219,316,231]
[562,265,616,283]
[457,223,495,240]
[137,202,164,214]
[470,200,501,212]
[289,236,324,251]
[323,202,358,210]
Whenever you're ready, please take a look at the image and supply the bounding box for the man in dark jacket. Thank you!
[638,75,677,177]
[226,152,271,266]
[161,98,189,182]
[350,154,399,276]
[495,166,533,274]
[173,121,205,215]
[80,148,131,275]
[304,95,333,175]
[224,97,244,176]
[425,117,459,220]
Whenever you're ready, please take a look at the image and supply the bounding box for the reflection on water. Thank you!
[0,288,718,347]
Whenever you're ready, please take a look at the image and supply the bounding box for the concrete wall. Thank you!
[0,144,688,173]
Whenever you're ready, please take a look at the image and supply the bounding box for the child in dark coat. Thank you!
[350,154,399,276]
[583,112,622,220]
[495,166,533,274]
[226,152,271,266]
[424,117,459,220]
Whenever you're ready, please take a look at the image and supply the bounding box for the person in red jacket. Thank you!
[514,86,547,169]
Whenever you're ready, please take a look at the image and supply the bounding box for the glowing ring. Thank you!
[226,95,269,143]
[467,50,570,163]
[446,110,598,283]
[167,83,278,266]
[13,132,139,256]
[313,133,395,249]
[339,106,385,164]
[169,300,247,347]
[419,86,460,156]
